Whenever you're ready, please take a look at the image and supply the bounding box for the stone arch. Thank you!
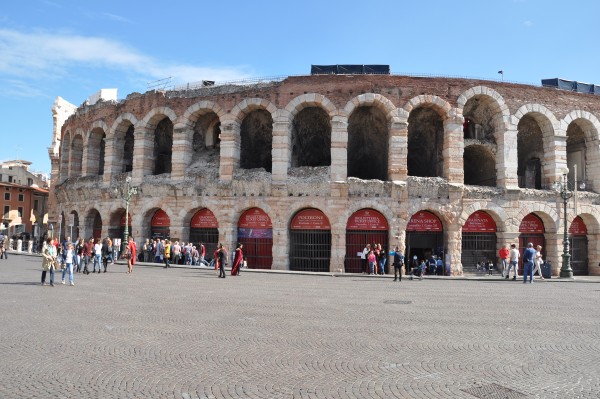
[457,86,509,135]
[403,95,452,118]
[285,93,338,120]
[570,209,600,235]
[179,100,226,129]
[344,94,396,181]
[561,111,600,193]
[514,105,559,189]
[232,99,275,172]
[70,130,84,178]
[181,103,223,174]
[110,113,138,175]
[406,103,445,178]
[463,144,496,186]
[86,121,109,176]
[83,207,103,240]
[512,206,558,234]
[458,203,508,233]
[457,86,510,119]
[59,130,71,182]
[343,202,395,232]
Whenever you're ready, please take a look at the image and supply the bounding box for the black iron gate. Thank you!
[289,230,331,272]
[461,232,496,273]
[189,228,219,259]
[570,236,588,275]
[238,236,273,269]
[345,230,388,273]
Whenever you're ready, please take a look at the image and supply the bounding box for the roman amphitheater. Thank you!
[48,72,600,276]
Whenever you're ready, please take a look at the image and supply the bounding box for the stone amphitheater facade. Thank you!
[48,74,600,276]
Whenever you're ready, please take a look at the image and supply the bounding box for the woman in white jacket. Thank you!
[533,244,545,280]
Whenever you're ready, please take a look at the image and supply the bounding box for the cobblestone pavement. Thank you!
[1,256,599,399]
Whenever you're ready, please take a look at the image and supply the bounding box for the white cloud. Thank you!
[0,28,252,85]
[3,79,50,98]
[102,12,134,24]
[523,20,533,27]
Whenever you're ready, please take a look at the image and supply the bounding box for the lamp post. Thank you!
[116,176,137,254]
[554,167,574,278]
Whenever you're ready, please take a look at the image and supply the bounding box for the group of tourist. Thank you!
[40,235,137,286]
[361,243,388,275]
[0,233,8,260]
[498,243,546,283]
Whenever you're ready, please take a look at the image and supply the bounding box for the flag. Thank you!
[498,70,504,74]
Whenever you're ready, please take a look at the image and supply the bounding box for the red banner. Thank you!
[120,212,132,227]
[346,209,388,230]
[238,207,272,229]
[463,211,496,233]
[569,216,588,235]
[191,208,218,228]
[151,209,170,227]
[406,211,442,232]
[519,213,544,234]
[290,209,331,230]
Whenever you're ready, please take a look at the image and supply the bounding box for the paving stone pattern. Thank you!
[1,257,599,398]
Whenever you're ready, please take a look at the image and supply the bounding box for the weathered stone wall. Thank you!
[50,75,600,276]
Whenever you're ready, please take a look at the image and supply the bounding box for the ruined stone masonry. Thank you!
[49,75,600,276]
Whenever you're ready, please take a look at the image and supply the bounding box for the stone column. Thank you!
[218,119,239,181]
[330,116,347,182]
[330,225,345,273]
[103,136,116,183]
[587,233,600,276]
[443,111,464,184]
[271,110,290,184]
[445,226,462,275]
[544,233,562,277]
[389,118,408,181]
[497,124,519,188]
[171,125,193,180]
[132,128,154,181]
[545,129,567,188]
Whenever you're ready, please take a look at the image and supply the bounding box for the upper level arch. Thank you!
[284,93,338,120]
[343,93,398,124]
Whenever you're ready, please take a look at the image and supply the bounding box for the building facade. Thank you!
[49,74,600,276]
[0,160,49,239]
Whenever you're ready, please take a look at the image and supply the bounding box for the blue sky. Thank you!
[1,0,599,174]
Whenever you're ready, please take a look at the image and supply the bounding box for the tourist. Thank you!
[61,242,75,285]
[498,244,510,278]
[74,238,84,272]
[190,245,199,266]
[361,244,370,274]
[172,241,181,265]
[0,232,5,259]
[523,242,536,284]
[199,241,208,266]
[101,237,111,272]
[163,240,171,268]
[126,236,137,274]
[231,243,243,276]
[142,239,151,262]
[93,238,102,273]
[41,238,57,286]
[506,243,519,280]
[392,246,404,282]
[82,237,93,274]
[533,245,545,280]
[377,243,387,275]
[367,248,376,275]
[217,244,227,278]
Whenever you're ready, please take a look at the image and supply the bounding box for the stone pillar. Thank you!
[103,136,116,183]
[545,232,562,277]
[498,125,519,188]
[171,126,193,180]
[330,116,347,182]
[330,225,345,273]
[132,128,154,181]
[545,129,567,188]
[17,239,22,252]
[445,226,462,275]
[271,111,290,184]
[443,111,464,184]
[271,226,287,271]
[587,233,600,276]
[218,119,239,181]
[389,118,408,181]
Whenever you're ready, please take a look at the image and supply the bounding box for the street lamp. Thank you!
[115,176,138,254]
[554,167,574,278]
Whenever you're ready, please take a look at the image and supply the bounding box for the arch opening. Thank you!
[191,112,221,175]
[70,135,84,178]
[237,207,273,269]
[153,118,173,175]
[566,121,586,189]
[291,107,331,168]
[347,106,388,180]
[517,115,544,189]
[289,208,331,272]
[344,209,389,274]
[464,145,496,186]
[407,107,443,178]
[240,109,273,172]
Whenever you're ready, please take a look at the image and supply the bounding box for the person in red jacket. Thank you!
[231,243,243,276]
[498,244,510,278]
[126,236,137,274]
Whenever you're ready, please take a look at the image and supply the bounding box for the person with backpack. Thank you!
[392,246,404,282]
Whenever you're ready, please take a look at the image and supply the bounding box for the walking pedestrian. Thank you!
[378,243,387,275]
[93,238,102,273]
[61,242,75,285]
[163,240,171,268]
[41,238,57,286]
[392,246,404,282]
[533,244,545,280]
[126,236,137,274]
[0,232,5,260]
[506,244,519,280]
[523,242,536,284]
[231,243,243,276]
[82,237,93,274]
[498,244,510,278]
[101,237,111,272]
[217,244,227,278]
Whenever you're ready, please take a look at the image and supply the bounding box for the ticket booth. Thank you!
[238,207,273,269]
[289,208,331,272]
[344,209,389,273]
